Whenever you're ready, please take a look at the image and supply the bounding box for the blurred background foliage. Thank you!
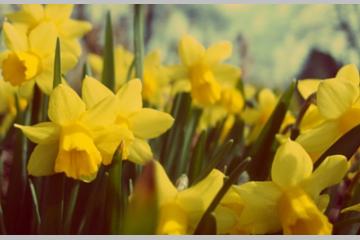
[1,4,360,89]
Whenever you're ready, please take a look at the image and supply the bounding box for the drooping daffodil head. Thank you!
[234,139,349,234]
[296,64,360,161]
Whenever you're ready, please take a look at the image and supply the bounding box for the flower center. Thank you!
[54,122,101,181]
[2,52,40,86]
[189,64,221,106]
[277,187,332,234]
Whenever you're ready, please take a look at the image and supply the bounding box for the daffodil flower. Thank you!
[0,22,77,94]
[172,35,241,107]
[296,64,360,161]
[233,139,348,234]
[7,4,92,57]
[82,76,174,164]
[242,88,295,144]
[154,160,224,234]
[89,46,171,108]
[15,83,126,182]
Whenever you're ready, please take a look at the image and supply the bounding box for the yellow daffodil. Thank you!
[89,47,171,108]
[233,139,348,234]
[15,83,125,182]
[296,64,360,161]
[7,4,92,57]
[0,22,77,94]
[242,88,295,144]
[172,35,241,107]
[154,160,224,234]
[81,76,174,164]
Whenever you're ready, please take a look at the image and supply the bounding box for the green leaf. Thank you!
[39,174,65,234]
[63,181,80,234]
[192,139,234,185]
[194,157,250,234]
[53,38,62,89]
[247,82,295,181]
[188,131,207,184]
[133,4,145,80]
[82,61,92,79]
[104,150,123,234]
[314,123,360,169]
[101,11,115,91]
[28,178,41,231]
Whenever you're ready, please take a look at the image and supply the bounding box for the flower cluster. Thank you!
[0,4,360,236]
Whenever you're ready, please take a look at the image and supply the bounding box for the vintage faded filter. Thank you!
[0,4,360,235]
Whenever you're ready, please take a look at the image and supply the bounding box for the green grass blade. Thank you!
[53,38,62,88]
[28,178,41,231]
[247,82,295,181]
[101,11,115,91]
[133,4,145,80]
[63,181,80,234]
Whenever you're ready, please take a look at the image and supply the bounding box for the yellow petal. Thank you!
[259,88,277,110]
[178,35,205,66]
[212,64,241,87]
[15,122,60,144]
[3,22,28,51]
[128,138,153,164]
[317,79,359,119]
[177,169,224,231]
[48,83,86,125]
[300,104,324,131]
[296,121,340,162]
[336,64,360,86]
[28,143,58,176]
[81,95,118,128]
[94,124,133,165]
[234,181,282,234]
[128,108,174,139]
[35,70,53,95]
[205,41,232,66]
[7,4,44,26]
[116,78,142,116]
[301,155,348,199]
[58,19,92,38]
[297,79,321,100]
[144,50,161,67]
[88,53,103,77]
[341,203,360,213]
[60,51,77,73]
[82,75,113,108]
[29,22,57,57]
[45,4,73,22]
[154,160,178,205]
[271,139,313,187]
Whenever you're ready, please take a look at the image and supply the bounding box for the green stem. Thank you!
[133,4,145,80]
[63,181,80,234]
